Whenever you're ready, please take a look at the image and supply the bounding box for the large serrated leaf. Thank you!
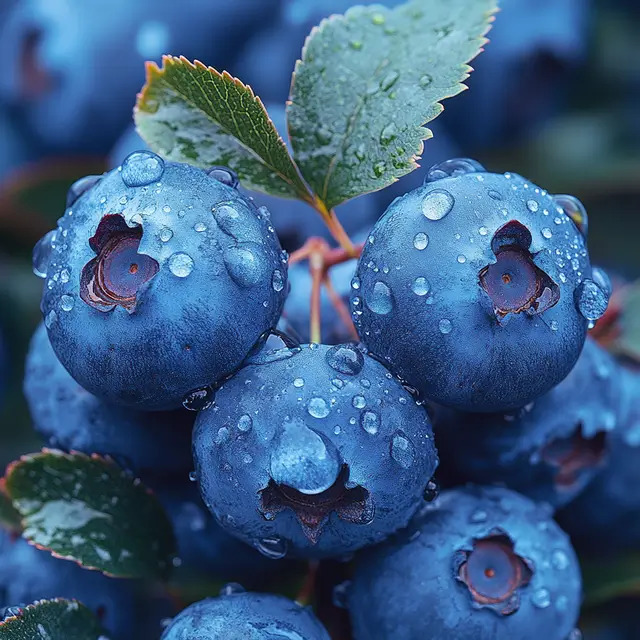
[0,599,109,639]
[288,0,497,210]
[4,450,176,580]
[135,56,312,202]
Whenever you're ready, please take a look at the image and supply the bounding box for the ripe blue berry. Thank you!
[193,343,438,558]
[37,153,288,410]
[161,589,330,639]
[352,161,608,412]
[348,486,582,640]
[434,338,620,508]
[24,322,194,477]
[557,366,640,550]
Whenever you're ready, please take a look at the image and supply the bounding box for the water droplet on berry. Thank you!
[272,269,285,292]
[121,151,165,187]
[541,228,553,239]
[554,194,588,237]
[326,344,364,375]
[182,387,214,411]
[551,549,569,570]
[413,232,429,250]
[391,431,415,468]
[366,281,394,314]
[237,414,253,432]
[531,587,551,609]
[308,397,330,419]
[255,536,288,559]
[293,378,305,388]
[469,509,488,523]
[188,471,198,482]
[224,246,264,287]
[32,230,57,278]
[207,167,239,189]
[479,226,488,236]
[576,279,609,324]
[426,158,484,182]
[591,266,612,298]
[439,319,453,334]
[422,189,455,220]
[66,175,101,207]
[159,227,173,242]
[168,252,194,277]
[423,480,439,502]
[527,200,539,213]
[412,277,430,296]
[550,320,559,331]
[352,395,366,409]
[60,268,70,283]
[457,255,466,264]
[360,410,380,435]
[44,310,57,329]
[194,222,207,232]
[60,295,75,311]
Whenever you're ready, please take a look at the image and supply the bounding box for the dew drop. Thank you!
[478,227,488,236]
[469,509,487,523]
[121,151,165,187]
[551,549,569,570]
[293,378,305,388]
[366,281,394,315]
[422,189,455,220]
[188,470,198,482]
[426,158,484,182]
[60,268,70,283]
[326,344,364,375]
[412,277,430,296]
[207,167,239,189]
[194,222,207,232]
[591,266,612,298]
[219,582,245,596]
[351,277,361,290]
[272,269,285,292]
[360,411,379,435]
[527,200,539,213]
[60,294,75,312]
[308,397,330,419]
[168,252,194,277]
[182,387,214,411]
[457,255,466,264]
[66,175,101,208]
[541,228,553,239]
[352,395,366,409]
[531,588,551,609]
[550,320,559,331]
[575,279,609,323]
[32,230,57,278]
[44,310,57,329]
[439,319,453,334]
[159,227,173,242]
[255,537,288,559]
[224,246,264,287]
[237,414,253,432]
[391,431,415,468]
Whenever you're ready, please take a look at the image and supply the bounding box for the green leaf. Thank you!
[4,450,176,580]
[288,0,497,210]
[581,553,640,606]
[0,481,22,535]
[135,56,312,202]
[0,599,109,639]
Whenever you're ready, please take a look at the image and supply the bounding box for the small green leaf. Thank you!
[0,599,109,639]
[288,0,497,210]
[4,450,176,580]
[581,553,640,606]
[135,56,312,202]
[0,481,22,535]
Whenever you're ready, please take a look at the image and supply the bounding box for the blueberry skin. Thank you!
[39,154,288,410]
[348,486,582,640]
[434,338,621,508]
[0,0,281,152]
[161,591,330,639]
[352,168,596,412]
[557,367,640,551]
[24,322,193,476]
[193,343,438,558]
[159,482,282,586]
[0,531,135,639]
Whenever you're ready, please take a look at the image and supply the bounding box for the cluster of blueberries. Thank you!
[7,144,634,640]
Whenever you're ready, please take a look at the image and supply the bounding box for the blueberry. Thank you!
[352,163,606,412]
[159,481,290,587]
[193,343,438,558]
[434,338,621,508]
[0,0,281,152]
[38,154,288,410]
[24,322,193,476]
[557,366,640,551]
[161,590,330,639]
[0,529,135,639]
[348,486,582,640]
